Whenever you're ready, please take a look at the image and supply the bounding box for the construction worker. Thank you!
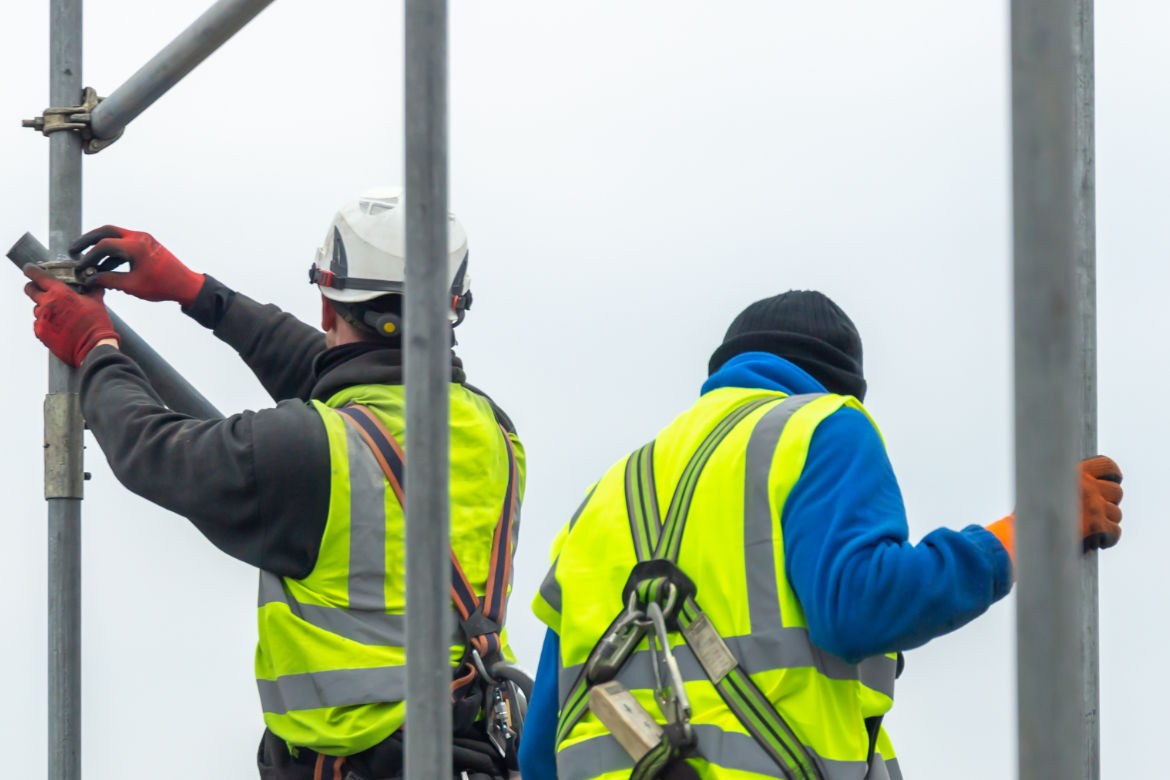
[520,290,1125,780]
[23,188,526,780]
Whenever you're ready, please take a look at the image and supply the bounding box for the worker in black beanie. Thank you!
[520,288,1126,780]
[708,289,867,400]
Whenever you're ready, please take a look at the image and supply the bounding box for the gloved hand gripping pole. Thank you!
[8,232,222,420]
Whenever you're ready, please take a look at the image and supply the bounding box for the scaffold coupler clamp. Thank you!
[22,86,123,154]
[35,257,99,290]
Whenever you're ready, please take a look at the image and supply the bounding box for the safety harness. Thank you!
[335,403,522,761]
[556,396,825,780]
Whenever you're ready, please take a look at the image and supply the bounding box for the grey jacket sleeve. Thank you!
[79,344,330,578]
[184,275,327,402]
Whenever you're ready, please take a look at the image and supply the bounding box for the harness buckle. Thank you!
[485,682,515,758]
[646,601,693,743]
[471,648,517,759]
[460,609,502,640]
[585,601,647,684]
[308,263,338,287]
[622,559,697,629]
[468,647,495,684]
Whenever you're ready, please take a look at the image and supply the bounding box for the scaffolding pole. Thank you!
[1074,0,1101,775]
[1012,0,1084,778]
[89,0,276,140]
[403,0,451,776]
[46,0,84,777]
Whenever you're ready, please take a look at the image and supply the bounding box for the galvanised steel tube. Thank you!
[8,233,223,420]
[105,311,223,419]
[403,0,451,774]
[47,0,84,776]
[1074,0,1101,775]
[1012,1,1084,778]
[88,0,276,140]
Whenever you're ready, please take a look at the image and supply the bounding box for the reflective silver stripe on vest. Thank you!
[538,565,562,614]
[741,394,895,696]
[258,571,463,646]
[556,723,881,780]
[508,438,526,591]
[557,625,897,706]
[509,487,523,595]
[743,393,818,631]
[539,485,597,615]
[345,421,388,611]
[258,666,406,715]
[865,754,902,780]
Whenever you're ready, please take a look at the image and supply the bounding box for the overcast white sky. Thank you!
[2,1,1167,777]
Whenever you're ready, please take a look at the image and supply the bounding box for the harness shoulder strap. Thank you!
[335,404,519,697]
[676,596,819,780]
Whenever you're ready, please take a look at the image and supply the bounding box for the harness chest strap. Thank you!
[334,404,519,698]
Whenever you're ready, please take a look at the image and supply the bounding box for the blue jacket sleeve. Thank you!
[782,408,1013,662]
[518,628,561,779]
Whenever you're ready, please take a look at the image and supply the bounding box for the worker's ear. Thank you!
[321,295,336,334]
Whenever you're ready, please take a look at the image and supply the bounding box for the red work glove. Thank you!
[24,265,120,367]
[71,225,204,307]
[986,455,1125,566]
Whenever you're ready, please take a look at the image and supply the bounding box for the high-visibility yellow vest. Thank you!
[533,387,899,780]
[255,382,525,755]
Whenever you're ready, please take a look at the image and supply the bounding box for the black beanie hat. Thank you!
[708,290,867,400]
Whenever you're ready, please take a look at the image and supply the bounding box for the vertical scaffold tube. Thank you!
[1012,1,1084,778]
[47,0,84,777]
[1074,0,1101,775]
[403,0,451,776]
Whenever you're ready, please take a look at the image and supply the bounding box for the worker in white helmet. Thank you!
[23,188,527,780]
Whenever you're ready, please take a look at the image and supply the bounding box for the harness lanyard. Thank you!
[335,404,519,697]
[557,395,824,780]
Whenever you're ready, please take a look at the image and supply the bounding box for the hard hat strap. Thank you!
[309,263,406,293]
[310,260,467,303]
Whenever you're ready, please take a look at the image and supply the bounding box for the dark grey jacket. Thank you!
[79,276,509,579]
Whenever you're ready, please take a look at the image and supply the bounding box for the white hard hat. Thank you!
[309,186,471,321]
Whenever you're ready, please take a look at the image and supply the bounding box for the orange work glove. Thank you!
[1080,455,1124,551]
[986,455,1124,567]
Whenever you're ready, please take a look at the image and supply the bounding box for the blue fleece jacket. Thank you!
[517,352,1013,779]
